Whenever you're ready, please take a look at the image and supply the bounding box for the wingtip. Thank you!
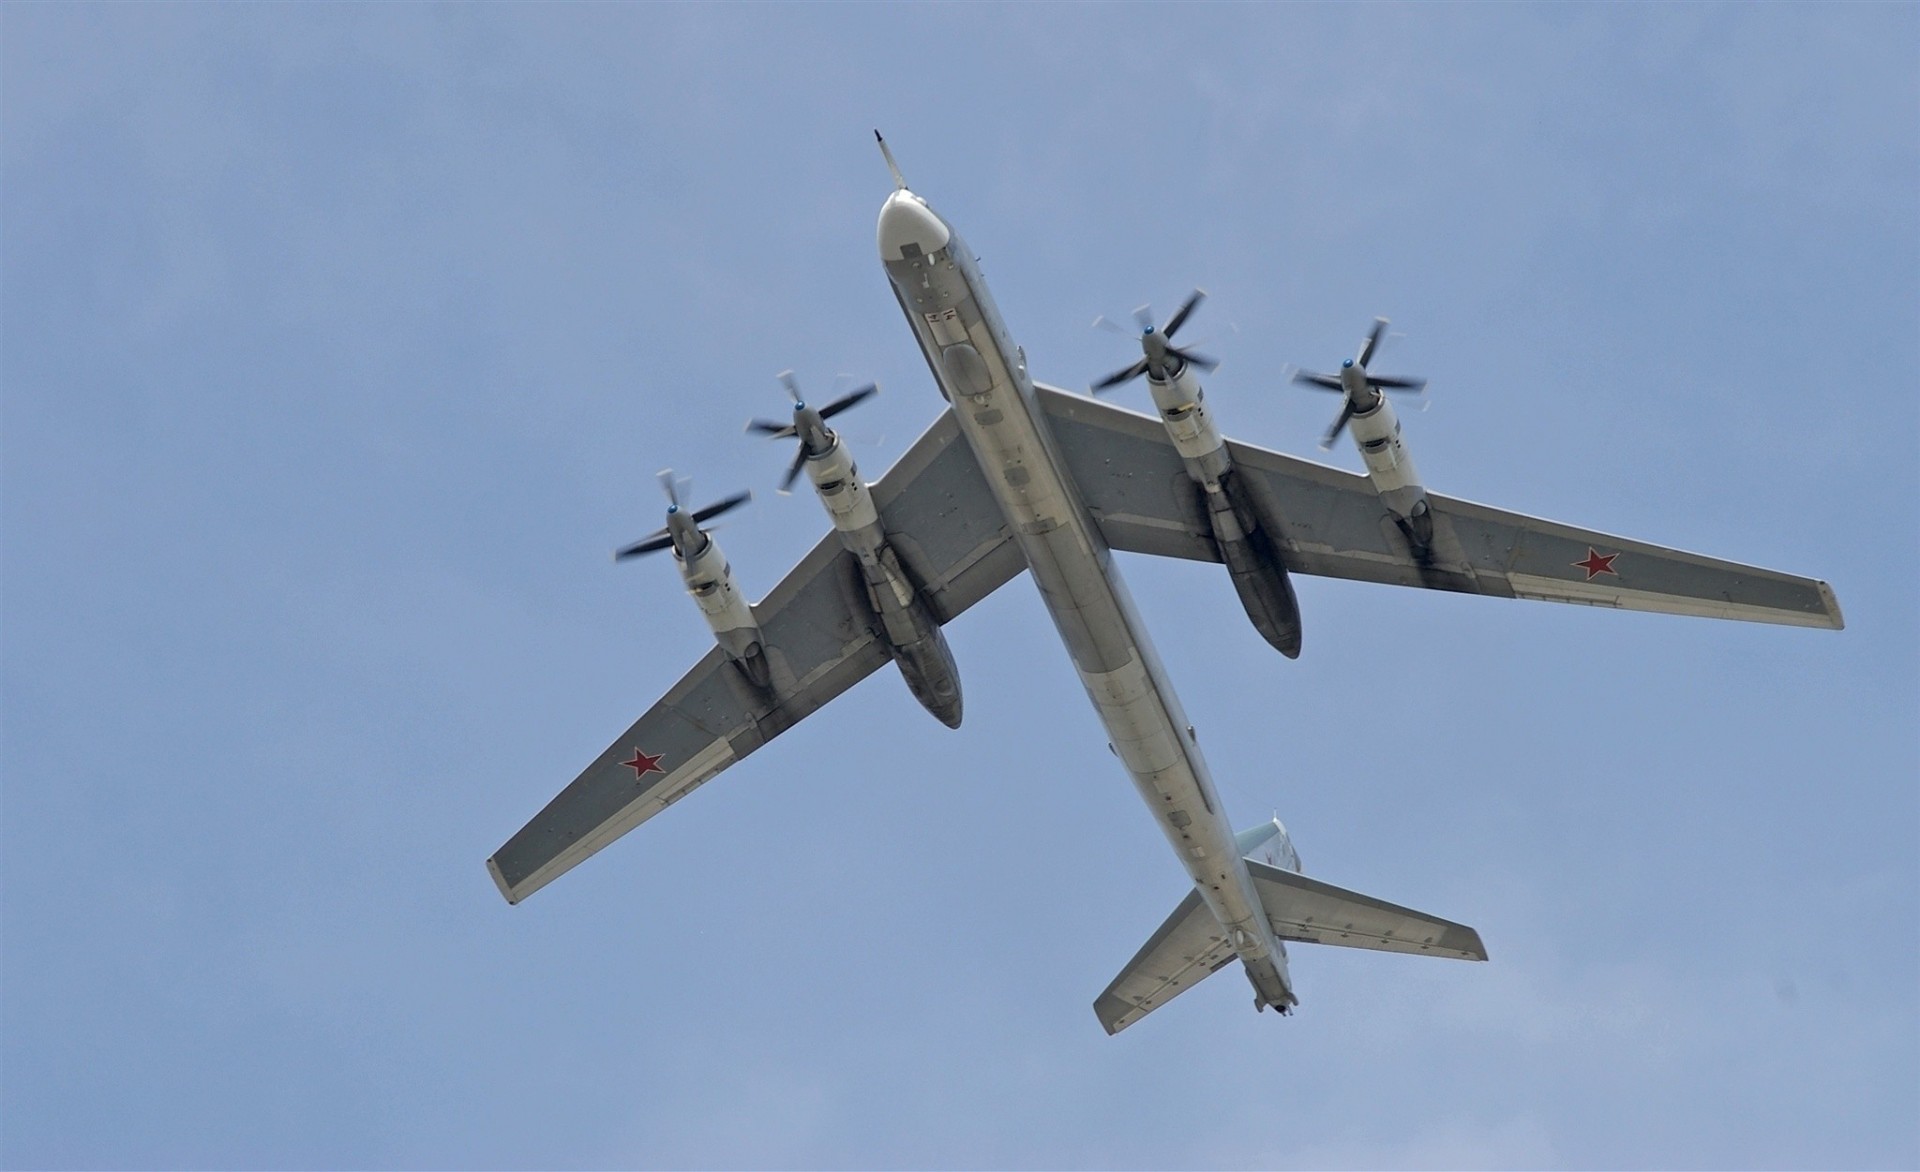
[1817,580,1845,630]
[486,855,522,905]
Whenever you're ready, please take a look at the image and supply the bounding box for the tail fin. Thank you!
[1094,852,1486,1034]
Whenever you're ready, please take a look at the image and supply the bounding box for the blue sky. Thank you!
[3,4,1914,1168]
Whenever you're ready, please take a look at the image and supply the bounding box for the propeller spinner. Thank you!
[1091,289,1219,393]
[1292,318,1427,449]
[614,470,751,561]
[747,371,879,492]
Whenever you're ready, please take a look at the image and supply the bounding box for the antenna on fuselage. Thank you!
[874,130,908,190]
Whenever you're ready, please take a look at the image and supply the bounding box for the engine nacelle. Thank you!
[860,543,963,728]
[1131,363,1304,658]
[1148,364,1230,488]
[785,420,964,727]
[1210,477,1303,658]
[802,432,881,533]
[677,530,771,688]
[1347,394,1434,553]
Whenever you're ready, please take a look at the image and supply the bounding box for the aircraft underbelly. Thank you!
[885,242,1276,959]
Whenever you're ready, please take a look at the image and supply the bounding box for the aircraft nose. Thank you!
[877,190,950,261]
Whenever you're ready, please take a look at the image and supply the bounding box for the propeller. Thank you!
[1090,289,1219,394]
[1291,317,1427,449]
[614,469,752,561]
[747,371,880,492]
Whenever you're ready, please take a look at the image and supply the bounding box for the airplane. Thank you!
[487,136,1843,1034]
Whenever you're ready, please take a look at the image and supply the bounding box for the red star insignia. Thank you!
[621,748,665,780]
[1573,547,1620,580]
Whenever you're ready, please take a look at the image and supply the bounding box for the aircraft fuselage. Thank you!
[877,190,1296,1011]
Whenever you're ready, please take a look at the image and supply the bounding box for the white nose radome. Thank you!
[877,190,950,261]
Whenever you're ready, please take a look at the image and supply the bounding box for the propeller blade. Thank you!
[691,490,752,524]
[656,469,683,511]
[747,418,796,437]
[819,383,878,419]
[1131,303,1155,333]
[1163,289,1206,339]
[615,530,674,560]
[779,449,807,494]
[1292,370,1345,392]
[1169,346,1218,372]
[1091,314,1131,336]
[1092,357,1149,392]
[1369,375,1428,392]
[779,370,804,403]
[1356,318,1388,369]
[1320,403,1355,450]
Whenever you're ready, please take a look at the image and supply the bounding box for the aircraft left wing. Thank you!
[1037,385,1842,629]
[488,408,1022,904]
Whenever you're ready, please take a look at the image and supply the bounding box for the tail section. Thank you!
[1094,820,1485,1034]
[1093,889,1237,1035]
[1245,859,1486,961]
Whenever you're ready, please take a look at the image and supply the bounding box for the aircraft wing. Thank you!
[488,408,1022,904]
[1037,385,1843,629]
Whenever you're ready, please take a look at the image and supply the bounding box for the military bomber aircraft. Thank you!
[487,137,1843,1034]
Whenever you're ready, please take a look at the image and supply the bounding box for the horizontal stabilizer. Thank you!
[1094,890,1236,1035]
[1247,859,1488,960]
[1096,861,1487,1035]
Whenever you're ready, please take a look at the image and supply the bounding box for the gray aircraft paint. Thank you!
[877,187,1297,1012]
[487,167,1841,1030]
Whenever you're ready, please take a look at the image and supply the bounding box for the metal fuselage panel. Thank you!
[879,195,1287,993]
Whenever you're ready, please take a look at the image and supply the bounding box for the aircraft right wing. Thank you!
[487,408,1023,904]
[1037,385,1842,629]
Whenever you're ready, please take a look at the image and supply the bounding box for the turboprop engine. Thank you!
[614,472,769,689]
[750,373,964,727]
[1094,291,1303,658]
[1293,318,1434,554]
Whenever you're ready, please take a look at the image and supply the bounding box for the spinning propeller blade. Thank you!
[616,472,749,560]
[613,531,674,561]
[1356,318,1388,369]
[1091,288,1214,393]
[781,449,808,493]
[691,490,751,524]
[756,372,880,492]
[1320,403,1356,450]
[658,469,686,511]
[1295,317,1427,446]
[1092,358,1150,393]
[820,383,878,418]
[1163,289,1206,338]
[1169,346,1219,372]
